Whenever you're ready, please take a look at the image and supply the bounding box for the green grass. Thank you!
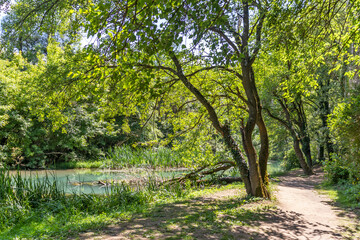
[86,183,275,240]
[317,181,360,209]
[52,160,105,169]
[0,168,275,240]
[0,168,185,239]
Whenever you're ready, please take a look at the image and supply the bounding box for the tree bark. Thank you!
[241,63,269,197]
[300,135,312,167]
[319,77,335,160]
[294,99,313,167]
[222,125,252,194]
[169,52,255,196]
[318,143,325,162]
[256,96,269,185]
[292,134,313,175]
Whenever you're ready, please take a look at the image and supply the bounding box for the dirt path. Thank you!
[73,168,359,240]
[252,167,351,240]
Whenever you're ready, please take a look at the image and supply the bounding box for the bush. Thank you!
[282,149,300,170]
[0,105,144,168]
[329,89,360,183]
[323,154,350,184]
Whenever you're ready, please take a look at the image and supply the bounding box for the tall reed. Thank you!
[0,168,189,232]
[0,169,145,230]
[104,146,185,168]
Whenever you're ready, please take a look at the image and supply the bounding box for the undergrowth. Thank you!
[319,180,360,209]
[0,168,194,239]
[320,158,360,209]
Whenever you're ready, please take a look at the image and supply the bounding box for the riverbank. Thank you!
[71,168,360,240]
[0,166,252,240]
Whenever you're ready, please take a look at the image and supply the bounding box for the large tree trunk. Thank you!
[319,78,335,160]
[292,134,313,175]
[169,52,262,197]
[222,125,252,194]
[241,64,269,198]
[300,135,312,167]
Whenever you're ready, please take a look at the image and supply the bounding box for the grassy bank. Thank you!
[53,146,288,175]
[0,167,277,240]
[317,181,360,209]
[0,168,193,239]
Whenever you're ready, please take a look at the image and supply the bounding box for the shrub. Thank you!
[323,154,350,184]
[329,90,360,183]
[282,149,300,170]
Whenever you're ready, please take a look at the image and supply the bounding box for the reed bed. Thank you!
[104,146,185,168]
[0,168,188,237]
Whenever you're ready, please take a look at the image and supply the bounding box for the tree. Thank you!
[258,46,315,175]
[74,0,274,197]
[3,0,356,196]
[257,0,356,174]
[0,0,274,197]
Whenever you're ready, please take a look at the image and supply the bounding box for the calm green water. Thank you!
[9,161,283,194]
[9,168,188,194]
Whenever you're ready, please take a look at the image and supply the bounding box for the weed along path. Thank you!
[73,168,359,240]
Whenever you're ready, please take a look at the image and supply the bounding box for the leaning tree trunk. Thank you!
[292,133,313,175]
[268,97,313,175]
[169,52,258,197]
[294,99,313,167]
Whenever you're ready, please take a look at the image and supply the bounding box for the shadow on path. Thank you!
[75,194,347,239]
[71,167,359,240]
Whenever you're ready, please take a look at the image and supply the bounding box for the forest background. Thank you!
[0,0,359,198]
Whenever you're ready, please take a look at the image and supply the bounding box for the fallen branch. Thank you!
[164,160,240,185]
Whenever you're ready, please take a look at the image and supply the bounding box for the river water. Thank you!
[8,161,283,194]
[9,168,188,194]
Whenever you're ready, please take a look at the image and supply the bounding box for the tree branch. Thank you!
[264,108,291,131]
[209,27,241,58]
[135,63,177,75]
[169,51,225,134]
[250,9,266,64]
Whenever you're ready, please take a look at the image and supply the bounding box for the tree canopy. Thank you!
[0,0,359,197]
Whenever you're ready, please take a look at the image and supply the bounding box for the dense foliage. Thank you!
[0,0,358,198]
